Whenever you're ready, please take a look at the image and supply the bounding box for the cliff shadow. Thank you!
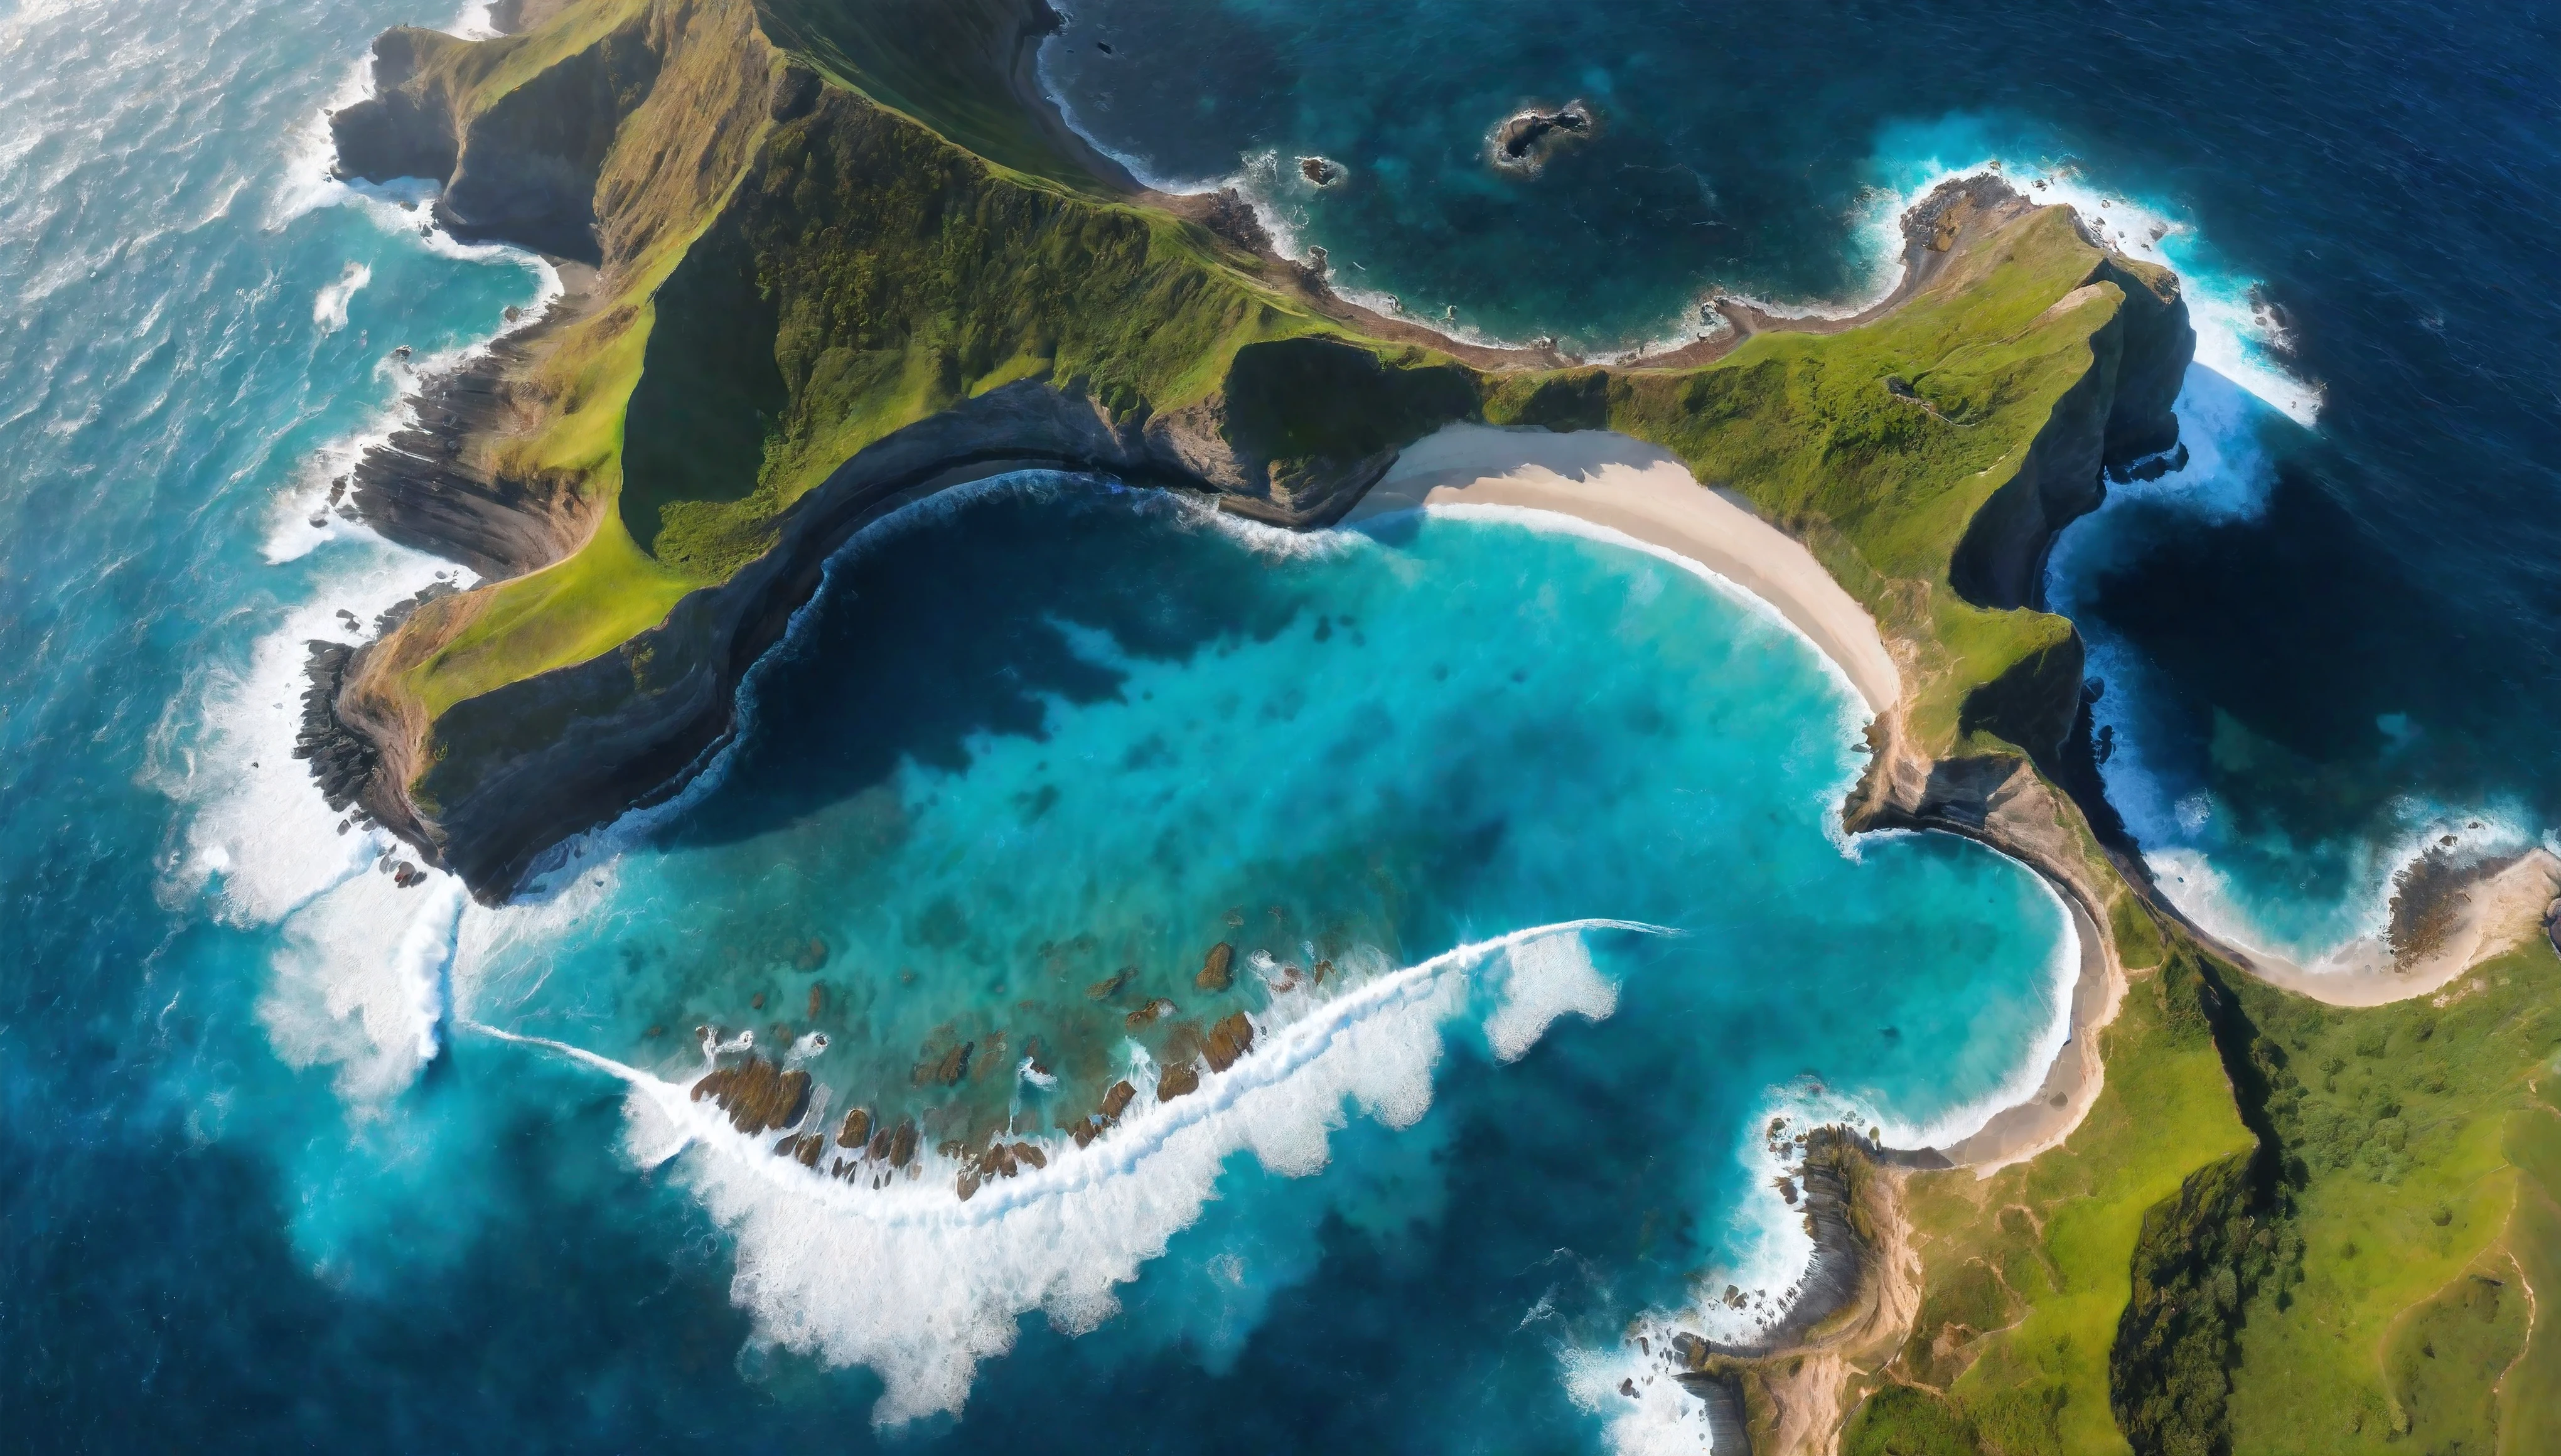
[650,484,1305,853]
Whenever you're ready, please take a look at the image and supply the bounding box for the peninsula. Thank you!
[301,1,2561,1452]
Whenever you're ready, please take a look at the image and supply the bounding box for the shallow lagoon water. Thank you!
[6,0,2556,1447]
[447,479,2071,1432]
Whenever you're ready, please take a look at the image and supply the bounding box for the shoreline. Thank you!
[1023,12,2027,371]
[1341,424,2129,1184]
[2175,846,2561,1009]
[1341,424,1901,715]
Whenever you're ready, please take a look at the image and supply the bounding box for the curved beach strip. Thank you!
[2205,847,2561,1009]
[1341,424,1901,716]
[1342,426,2137,1180]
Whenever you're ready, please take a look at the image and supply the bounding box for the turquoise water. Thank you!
[11,0,2550,1446]
[436,479,2073,1428]
[1039,0,2561,982]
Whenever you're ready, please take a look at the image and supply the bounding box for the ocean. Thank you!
[2,0,2551,1449]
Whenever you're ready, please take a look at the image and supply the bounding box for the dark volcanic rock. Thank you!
[344,329,590,579]
[1297,155,1343,186]
[1196,188,1272,255]
[1204,1011,1255,1073]
[1195,943,1235,992]
[1491,100,1592,169]
[690,1056,810,1136]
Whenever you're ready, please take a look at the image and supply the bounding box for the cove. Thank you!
[436,473,2075,1435]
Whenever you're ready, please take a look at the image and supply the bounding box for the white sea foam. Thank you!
[1559,1339,1724,1454]
[312,260,370,334]
[464,919,1668,1425]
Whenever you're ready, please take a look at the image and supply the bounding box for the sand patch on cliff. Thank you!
[1343,425,1901,717]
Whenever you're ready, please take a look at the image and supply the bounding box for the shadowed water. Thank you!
[5,0,2555,1448]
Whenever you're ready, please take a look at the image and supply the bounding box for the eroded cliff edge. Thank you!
[310,0,2189,916]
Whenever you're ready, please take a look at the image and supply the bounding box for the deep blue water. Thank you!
[3,0,2554,1450]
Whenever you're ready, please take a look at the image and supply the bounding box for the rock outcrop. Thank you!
[690,1054,810,1135]
[1193,943,1235,992]
[1948,244,2194,614]
[1491,101,1593,169]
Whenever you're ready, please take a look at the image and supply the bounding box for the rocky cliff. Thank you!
[314,0,2193,905]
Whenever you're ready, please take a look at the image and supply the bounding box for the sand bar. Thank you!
[1343,425,1901,715]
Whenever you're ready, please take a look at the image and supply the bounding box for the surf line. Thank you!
[459,916,1678,1219]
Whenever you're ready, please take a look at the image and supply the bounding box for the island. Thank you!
[301,1,2561,1450]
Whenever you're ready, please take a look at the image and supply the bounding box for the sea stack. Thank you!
[1491,100,1594,171]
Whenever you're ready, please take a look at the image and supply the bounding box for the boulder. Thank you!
[838,1106,872,1148]
[1099,1079,1136,1121]
[1195,943,1235,992]
[888,1119,918,1168]
[1124,998,1174,1029]
[1204,1011,1255,1073]
[690,1056,810,1135]
[1156,1063,1202,1101]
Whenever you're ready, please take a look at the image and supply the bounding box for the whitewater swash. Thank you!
[250,0,2561,1450]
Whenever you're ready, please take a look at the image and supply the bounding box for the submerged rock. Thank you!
[915,1039,974,1085]
[1085,966,1135,1000]
[1124,997,1175,1029]
[1195,942,1235,992]
[1298,155,1344,186]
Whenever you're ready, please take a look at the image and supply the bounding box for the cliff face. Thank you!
[312,0,2194,903]
[330,4,660,261]
[1949,249,2195,614]
[411,375,1392,892]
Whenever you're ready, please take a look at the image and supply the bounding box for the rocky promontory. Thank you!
[304,0,2191,923]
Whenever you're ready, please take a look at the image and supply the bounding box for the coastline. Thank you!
[2182,846,2561,1009]
[1341,424,1901,715]
[1339,424,2130,1182]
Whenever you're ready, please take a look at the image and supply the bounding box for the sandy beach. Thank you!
[1343,425,2142,1179]
[1342,424,1902,715]
[2215,847,2561,1009]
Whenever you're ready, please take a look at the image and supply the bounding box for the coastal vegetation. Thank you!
[314,0,2556,1450]
[331,0,2185,889]
[1844,924,2561,1456]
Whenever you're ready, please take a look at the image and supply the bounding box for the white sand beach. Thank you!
[1342,424,1902,716]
